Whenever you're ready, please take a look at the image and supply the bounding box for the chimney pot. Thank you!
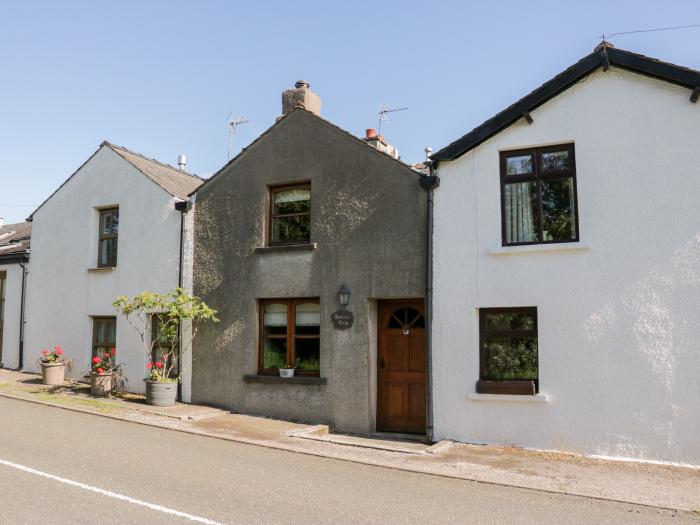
[295,80,310,89]
[177,154,187,171]
[365,128,377,140]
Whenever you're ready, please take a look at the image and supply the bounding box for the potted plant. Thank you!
[279,359,300,378]
[88,347,121,397]
[39,346,66,385]
[113,288,218,407]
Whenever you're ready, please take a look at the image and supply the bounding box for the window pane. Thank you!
[505,155,532,176]
[263,304,287,326]
[295,338,320,371]
[504,182,539,244]
[110,211,119,233]
[263,338,287,369]
[272,215,310,243]
[295,303,320,335]
[484,311,535,331]
[483,336,538,381]
[541,150,570,173]
[273,189,310,215]
[542,178,576,241]
[99,239,109,265]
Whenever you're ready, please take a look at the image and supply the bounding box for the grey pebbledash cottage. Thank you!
[186,82,433,435]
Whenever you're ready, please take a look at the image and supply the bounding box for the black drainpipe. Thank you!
[18,259,28,370]
[419,165,440,442]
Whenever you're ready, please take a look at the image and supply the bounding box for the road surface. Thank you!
[0,397,693,524]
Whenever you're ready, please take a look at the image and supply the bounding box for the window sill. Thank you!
[255,243,317,254]
[87,267,115,273]
[467,393,548,402]
[488,242,590,256]
[243,374,327,385]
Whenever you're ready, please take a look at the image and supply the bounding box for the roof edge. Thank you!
[431,45,700,163]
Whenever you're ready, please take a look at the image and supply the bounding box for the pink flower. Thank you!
[54,346,64,355]
[155,362,163,369]
[146,363,153,369]
[42,350,49,356]
[92,357,101,364]
[110,347,116,356]
[96,367,104,374]
[103,352,110,359]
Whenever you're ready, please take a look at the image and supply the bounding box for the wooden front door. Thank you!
[377,299,426,434]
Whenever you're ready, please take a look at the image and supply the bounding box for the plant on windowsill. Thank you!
[86,347,123,397]
[113,288,218,407]
[39,346,68,385]
[278,359,299,378]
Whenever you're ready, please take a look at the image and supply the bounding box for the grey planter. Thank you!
[40,362,65,385]
[145,380,178,406]
[90,372,112,397]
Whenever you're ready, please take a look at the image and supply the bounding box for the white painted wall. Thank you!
[24,146,184,393]
[0,263,25,369]
[432,68,700,465]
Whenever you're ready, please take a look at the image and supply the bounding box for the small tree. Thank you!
[113,288,218,382]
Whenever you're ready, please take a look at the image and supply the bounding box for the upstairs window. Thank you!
[500,145,578,246]
[269,183,311,245]
[98,207,119,267]
[478,307,538,395]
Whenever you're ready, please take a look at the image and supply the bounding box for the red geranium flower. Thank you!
[42,350,49,356]
[155,362,163,368]
[54,346,64,355]
[96,367,104,374]
[110,347,116,355]
[146,363,153,369]
[103,352,110,359]
[92,356,101,364]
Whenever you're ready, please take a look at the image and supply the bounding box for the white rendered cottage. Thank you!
[429,43,700,465]
[24,142,202,393]
[0,220,31,370]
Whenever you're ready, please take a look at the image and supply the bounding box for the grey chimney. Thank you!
[282,80,321,116]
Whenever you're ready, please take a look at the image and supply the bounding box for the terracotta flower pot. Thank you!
[90,372,113,397]
[40,362,65,385]
[145,380,178,406]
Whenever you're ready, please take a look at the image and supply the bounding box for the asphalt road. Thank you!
[0,397,694,524]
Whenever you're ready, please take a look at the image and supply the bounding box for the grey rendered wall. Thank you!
[191,109,426,433]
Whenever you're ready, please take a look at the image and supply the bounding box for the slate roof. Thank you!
[103,142,204,200]
[29,142,204,220]
[431,43,700,163]
[0,221,31,261]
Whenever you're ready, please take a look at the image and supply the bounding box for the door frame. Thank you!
[376,298,427,434]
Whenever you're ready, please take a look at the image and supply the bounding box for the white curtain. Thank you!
[505,183,535,243]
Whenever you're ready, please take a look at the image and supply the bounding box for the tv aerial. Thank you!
[226,111,250,160]
[377,104,408,136]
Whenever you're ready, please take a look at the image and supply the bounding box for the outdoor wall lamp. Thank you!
[338,284,350,308]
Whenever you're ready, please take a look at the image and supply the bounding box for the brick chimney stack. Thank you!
[282,80,321,116]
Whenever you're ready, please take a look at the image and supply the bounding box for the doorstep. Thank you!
[287,425,448,455]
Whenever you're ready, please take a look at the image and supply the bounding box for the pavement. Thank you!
[0,368,698,516]
[0,396,696,524]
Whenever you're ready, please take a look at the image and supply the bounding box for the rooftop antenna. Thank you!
[377,104,408,136]
[227,111,250,161]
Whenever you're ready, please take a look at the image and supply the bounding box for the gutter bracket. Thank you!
[521,111,534,125]
[690,87,700,103]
